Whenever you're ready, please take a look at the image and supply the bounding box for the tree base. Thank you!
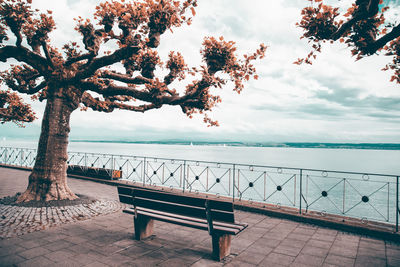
[16,180,78,203]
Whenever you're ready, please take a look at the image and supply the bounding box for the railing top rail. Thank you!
[1,146,399,178]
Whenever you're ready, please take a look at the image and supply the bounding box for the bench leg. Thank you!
[211,233,232,261]
[134,216,154,240]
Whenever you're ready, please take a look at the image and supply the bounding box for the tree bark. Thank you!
[17,90,78,202]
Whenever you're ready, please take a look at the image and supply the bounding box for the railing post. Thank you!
[232,164,235,202]
[143,157,146,186]
[84,153,87,169]
[396,176,399,232]
[299,169,302,214]
[183,160,186,193]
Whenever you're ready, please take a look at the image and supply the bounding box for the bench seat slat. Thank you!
[123,208,242,235]
[134,196,235,223]
[118,186,234,213]
[128,207,247,232]
[133,188,234,212]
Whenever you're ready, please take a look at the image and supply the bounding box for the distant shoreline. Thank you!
[68,140,400,150]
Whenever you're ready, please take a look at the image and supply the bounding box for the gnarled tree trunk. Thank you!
[17,89,78,202]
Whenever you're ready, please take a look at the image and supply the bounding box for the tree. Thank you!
[296,0,400,83]
[0,0,266,202]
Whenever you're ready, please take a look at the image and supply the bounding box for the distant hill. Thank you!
[69,140,400,150]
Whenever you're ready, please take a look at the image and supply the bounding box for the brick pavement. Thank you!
[1,167,400,266]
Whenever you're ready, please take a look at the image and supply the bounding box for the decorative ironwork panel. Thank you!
[144,158,184,189]
[185,161,232,197]
[235,165,299,207]
[301,170,396,223]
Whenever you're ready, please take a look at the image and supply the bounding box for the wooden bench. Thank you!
[117,186,247,261]
[67,165,122,180]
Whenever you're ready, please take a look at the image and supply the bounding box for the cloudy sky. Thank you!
[1,0,400,143]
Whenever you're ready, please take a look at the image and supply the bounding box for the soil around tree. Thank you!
[0,193,96,208]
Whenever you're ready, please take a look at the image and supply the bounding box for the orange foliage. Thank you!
[0,90,36,126]
[296,0,400,83]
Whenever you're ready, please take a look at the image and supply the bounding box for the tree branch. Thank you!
[74,46,140,81]
[64,53,93,67]
[80,81,151,101]
[81,92,161,113]
[2,76,47,95]
[41,42,55,69]
[330,0,380,40]
[368,24,400,54]
[100,71,152,84]
[0,46,49,75]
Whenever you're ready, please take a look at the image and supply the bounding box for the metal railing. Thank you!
[1,146,399,231]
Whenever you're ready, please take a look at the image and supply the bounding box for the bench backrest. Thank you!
[118,186,235,223]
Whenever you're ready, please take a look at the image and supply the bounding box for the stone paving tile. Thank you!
[324,254,355,267]
[246,242,274,255]
[84,261,110,267]
[119,244,151,258]
[62,235,88,245]
[18,246,51,260]
[42,239,75,251]
[18,240,43,249]
[387,242,400,250]
[44,249,76,262]
[191,258,222,267]
[315,228,338,236]
[300,245,330,258]
[279,239,307,249]
[71,253,100,265]
[274,244,303,257]
[0,244,26,257]
[97,253,133,267]
[235,250,266,265]
[306,239,333,249]
[0,254,26,266]
[387,248,400,258]
[388,256,400,267]
[54,259,82,267]
[67,243,95,254]
[286,232,312,242]
[252,236,282,249]
[224,260,257,267]
[354,255,386,267]
[334,232,360,243]
[357,247,387,259]
[16,255,54,267]
[329,244,358,258]
[359,239,386,251]
[293,253,325,266]
[291,226,317,236]
[260,252,295,266]
[153,257,191,267]
[311,233,337,242]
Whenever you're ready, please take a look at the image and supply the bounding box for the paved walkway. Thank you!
[1,167,400,266]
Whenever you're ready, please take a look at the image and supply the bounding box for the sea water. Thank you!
[2,139,399,175]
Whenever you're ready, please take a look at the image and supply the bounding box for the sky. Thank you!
[1,0,400,143]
